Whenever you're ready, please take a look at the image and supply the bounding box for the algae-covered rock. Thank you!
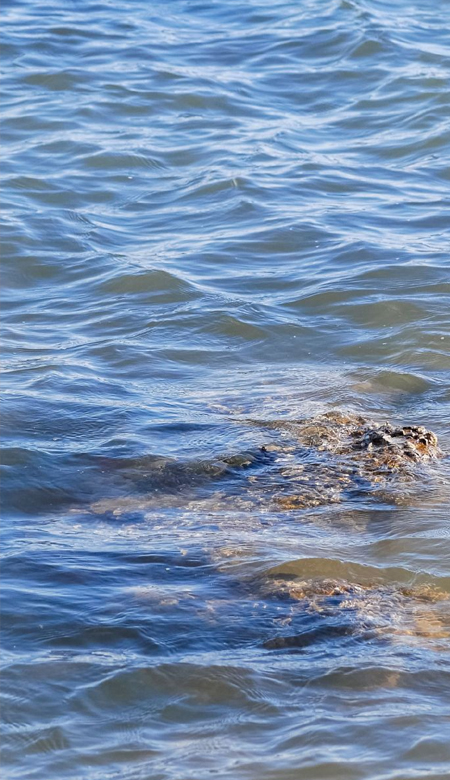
[245,411,443,509]
[259,558,450,650]
[87,411,444,517]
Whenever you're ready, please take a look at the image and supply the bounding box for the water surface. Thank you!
[2,0,450,778]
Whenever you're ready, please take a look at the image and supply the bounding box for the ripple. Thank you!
[3,0,450,776]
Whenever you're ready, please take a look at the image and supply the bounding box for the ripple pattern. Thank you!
[2,0,450,778]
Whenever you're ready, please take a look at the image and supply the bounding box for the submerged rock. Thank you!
[261,575,450,650]
[81,411,448,655]
[244,411,443,509]
[285,411,442,466]
[87,411,444,517]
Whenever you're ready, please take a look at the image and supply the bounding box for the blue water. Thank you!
[2,0,450,778]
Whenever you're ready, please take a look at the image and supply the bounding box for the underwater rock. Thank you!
[245,411,443,509]
[260,569,449,650]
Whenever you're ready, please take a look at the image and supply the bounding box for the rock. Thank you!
[261,574,450,649]
[243,411,443,509]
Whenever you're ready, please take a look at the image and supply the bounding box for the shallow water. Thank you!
[2,0,450,778]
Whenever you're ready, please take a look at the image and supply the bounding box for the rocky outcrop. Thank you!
[245,411,443,509]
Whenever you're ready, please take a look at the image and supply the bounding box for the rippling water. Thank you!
[2,0,450,778]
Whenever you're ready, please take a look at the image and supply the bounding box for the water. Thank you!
[2,0,450,777]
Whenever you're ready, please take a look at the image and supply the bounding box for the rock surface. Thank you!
[245,411,443,509]
[261,573,450,649]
